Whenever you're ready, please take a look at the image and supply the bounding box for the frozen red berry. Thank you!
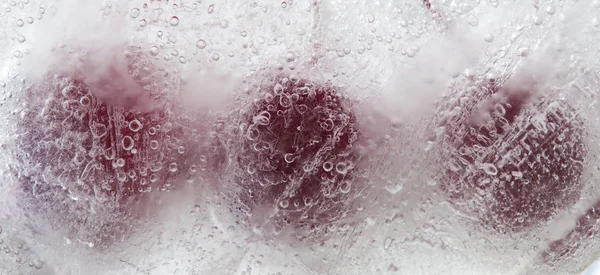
[214,75,362,232]
[436,78,587,232]
[11,47,195,247]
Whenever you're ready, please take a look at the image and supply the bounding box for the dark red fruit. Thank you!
[436,78,587,232]
[215,75,361,232]
[19,77,187,197]
[12,48,194,247]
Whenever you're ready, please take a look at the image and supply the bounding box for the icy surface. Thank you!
[1,0,600,275]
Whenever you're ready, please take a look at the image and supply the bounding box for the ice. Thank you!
[2,0,600,275]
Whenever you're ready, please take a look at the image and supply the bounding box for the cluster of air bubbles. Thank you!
[127,1,224,65]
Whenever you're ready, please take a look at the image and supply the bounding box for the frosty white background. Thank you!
[1,0,600,274]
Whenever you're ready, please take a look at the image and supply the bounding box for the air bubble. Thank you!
[150,46,159,56]
[494,104,506,116]
[303,197,313,206]
[273,84,284,95]
[279,95,291,107]
[279,199,289,208]
[295,104,308,114]
[284,153,295,163]
[128,119,143,132]
[253,113,270,125]
[320,119,334,131]
[115,158,126,168]
[170,16,179,26]
[467,15,479,26]
[519,47,529,56]
[149,140,159,150]
[122,136,134,150]
[220,19,228,28]
[139,167,148,176]
[286,52,295,62]
[339,181,351,194]
[335,161,351,174]
[512,171,523,178]
[482,163,498,175]
[91,123,107,138]
[169,162,178,172]
[367,13,375,23]
[196,39,207,49]
[33,259,43,269]
[246,126,259,140]
[130,8,140,18]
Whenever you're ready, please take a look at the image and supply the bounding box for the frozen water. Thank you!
[1,0,600,275]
